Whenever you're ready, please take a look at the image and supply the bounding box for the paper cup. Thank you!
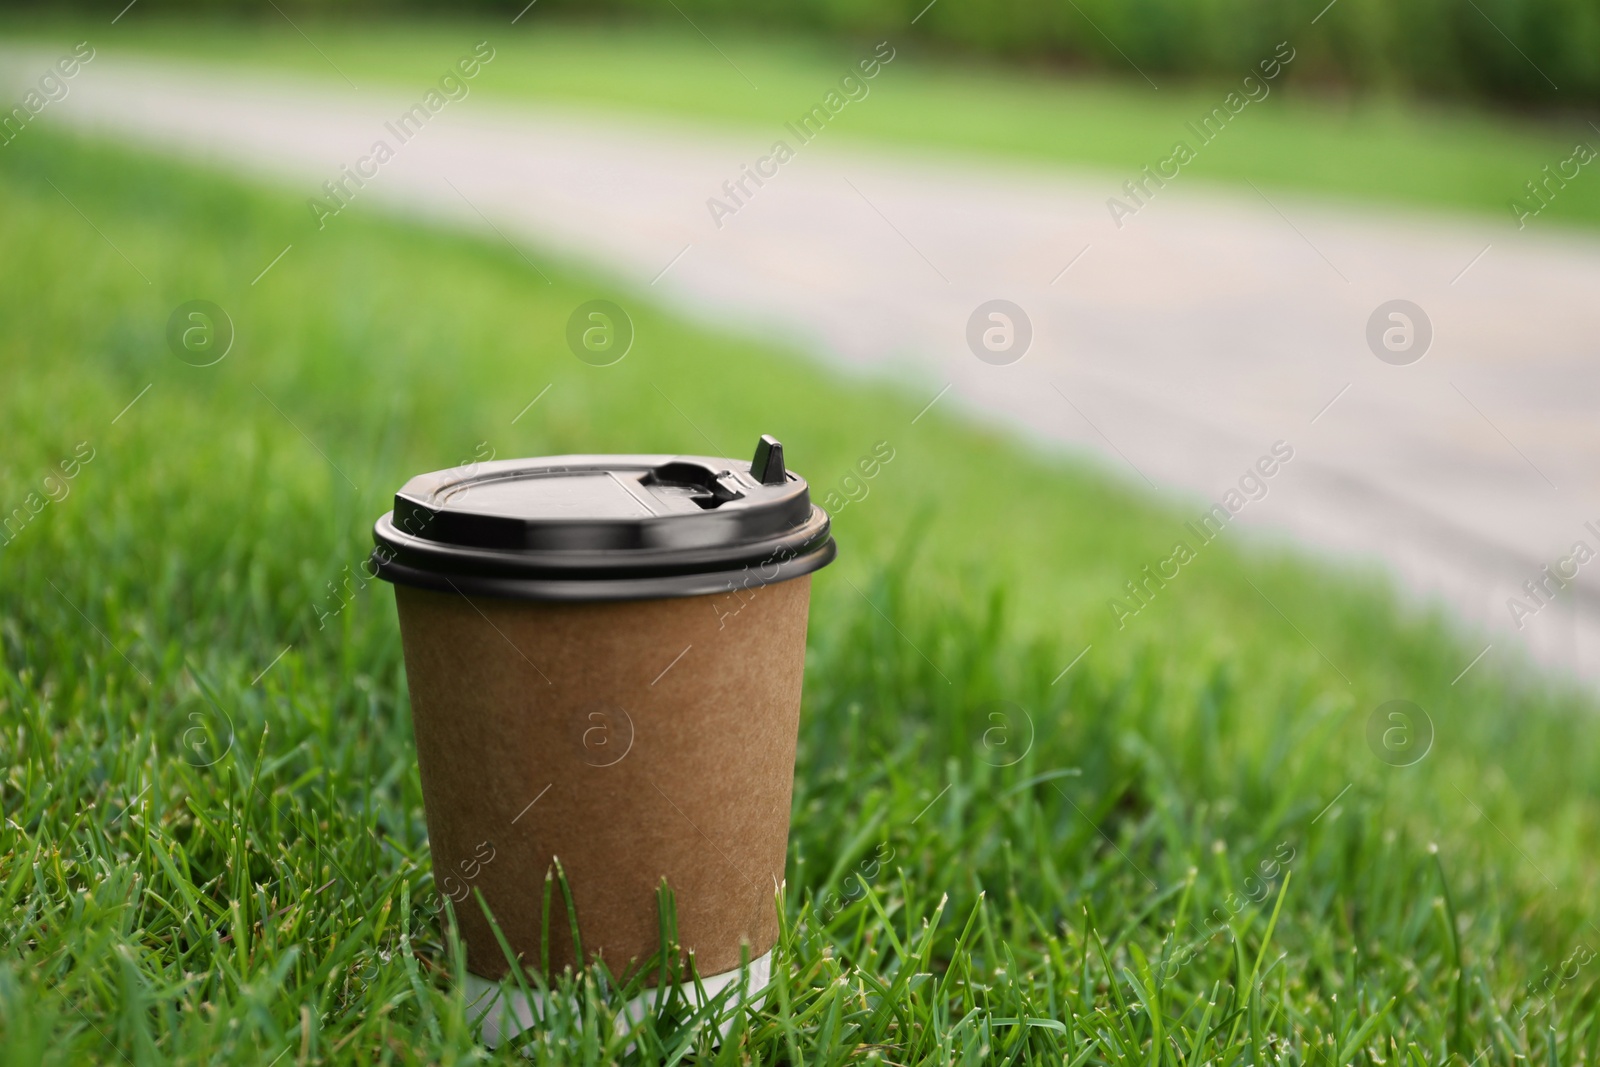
[372,436,834,1021]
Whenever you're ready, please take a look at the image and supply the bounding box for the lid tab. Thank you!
[751,434,787,486]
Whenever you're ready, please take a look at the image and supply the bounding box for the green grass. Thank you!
[5,126,1600,1063]
[9,17,1600,230]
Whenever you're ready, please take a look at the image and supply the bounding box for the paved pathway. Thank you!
[12,51,1600,681]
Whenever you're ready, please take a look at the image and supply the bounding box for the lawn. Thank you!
[3,120,1600,1062]
[8,16,1600,230]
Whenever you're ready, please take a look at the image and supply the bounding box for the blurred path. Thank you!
[15,52,1600,682]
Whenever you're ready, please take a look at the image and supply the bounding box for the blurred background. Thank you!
[10,0,1597,674]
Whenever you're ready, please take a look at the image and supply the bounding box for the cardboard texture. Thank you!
[394,575,812,982]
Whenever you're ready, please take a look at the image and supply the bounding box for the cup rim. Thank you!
[372,511,835,602]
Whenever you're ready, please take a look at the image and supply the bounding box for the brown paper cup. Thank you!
[373,440,834,1016]
[395,573,812,982]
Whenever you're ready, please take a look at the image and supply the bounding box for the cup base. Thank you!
[465,952,773,1048]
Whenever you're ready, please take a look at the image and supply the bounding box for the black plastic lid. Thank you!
[371,435,836,601]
